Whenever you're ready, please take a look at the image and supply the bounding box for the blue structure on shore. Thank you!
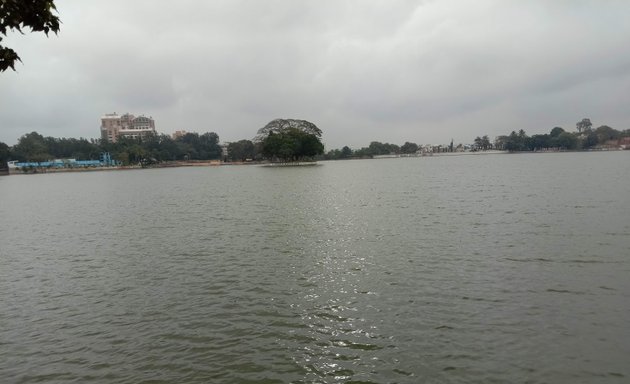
[11,152,119,169]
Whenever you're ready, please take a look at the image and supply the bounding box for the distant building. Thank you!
[100,113,156,143]
[221,143,229,161]
[172,130,188,140]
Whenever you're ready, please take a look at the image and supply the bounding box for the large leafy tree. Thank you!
[400,141,419,154]
[594,125,620,143]
[503,130,528,151]
[12,131,50,161]
[473,135,491,150]
[139,133,183,162]
[227,139,256,162]
[576,118,592,134]
[176,132,222,160]
[257,119,322,140]
[1,0,60,72]
[557,132,578,149]
[257,119,324,162]
[529,134,551,150]
[367,141,400,155]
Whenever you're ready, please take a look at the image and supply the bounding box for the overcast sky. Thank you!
[2,0,630,148]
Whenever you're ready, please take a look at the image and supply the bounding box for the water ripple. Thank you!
[2,154,630,383]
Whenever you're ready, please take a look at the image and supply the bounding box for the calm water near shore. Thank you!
[1,152,629,383]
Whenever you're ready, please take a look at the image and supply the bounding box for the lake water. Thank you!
[1,152,629,383]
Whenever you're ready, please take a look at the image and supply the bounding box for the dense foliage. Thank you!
[257,119,324,162]
[257,119,322,140]
[0,141,10,164]
[2,117,628,169]
[3,130,223,165]
[323,118,629,160]
[473,135,492,150]
[227,140,257,162]
[495,121,629,152]
[1,0,60,71]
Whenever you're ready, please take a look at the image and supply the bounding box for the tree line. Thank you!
[2,118,628,168]
[323,141,420,160]
[0,119,326,166]
[322,118,629,159]
[495,119,629,151]
[0,131,224,165]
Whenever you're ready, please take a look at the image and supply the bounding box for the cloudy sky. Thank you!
[2,0,630,148]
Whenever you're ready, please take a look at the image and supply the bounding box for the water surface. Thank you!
[1,152,629,383]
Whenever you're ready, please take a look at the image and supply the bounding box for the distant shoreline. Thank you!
[6,160,224,175]
[4,148,628,176]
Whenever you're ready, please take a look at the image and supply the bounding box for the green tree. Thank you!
[227,139,256,161]
[400,142,419,154]
[324,149,341,160]
[473,136,482,150]
[1,0,60,71]
[550,127,565,137]
[582,132,599,149]
[257,119,324,162]
[340,146,353,158]
[261,131,284,160]
[366,141,399,155]
[108,137,146,165]
[557,132,578,149]
[367,141,386,155]
[504,133,517,151]
[257,118,322,140]
[353,147,370,158]
[0,141,10,164]
[298,131,325,158]
[576,118,592,134]
[482,135,491,150]
[530,134,551,150]
[547,127,566,148]
[474,135,491,150]
[594,125,620,144]
[141,133,182,161]
[386,143,400,154]
[198,132,222,159]
[177,133,200,159]
[41,136,100,159]
[504,130,528,151]
[12,131,50,161]
[494,135,508,150]
[174,131,221,160]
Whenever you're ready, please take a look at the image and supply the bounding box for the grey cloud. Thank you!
[1,0,630,147]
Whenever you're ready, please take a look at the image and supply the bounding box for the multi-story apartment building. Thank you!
[100,113,156,143]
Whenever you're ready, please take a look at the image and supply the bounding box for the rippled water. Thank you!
[1,152,629,383]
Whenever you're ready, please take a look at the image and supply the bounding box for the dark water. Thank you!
[1,152,629,383]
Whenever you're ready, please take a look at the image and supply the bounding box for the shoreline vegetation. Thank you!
[4,147,627,175]
[1,117,629,175]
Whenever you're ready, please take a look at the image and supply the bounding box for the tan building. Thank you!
[172,130,188,140]
[100,113,156,143]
